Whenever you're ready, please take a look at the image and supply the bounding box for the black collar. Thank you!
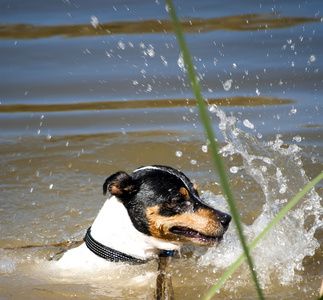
[83,227,148,264]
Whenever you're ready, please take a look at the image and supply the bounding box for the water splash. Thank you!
[177,52,186,72]
[199,105,323,288]
[222,79,233,91]
[90,16,99,29]
[243,119,254,130]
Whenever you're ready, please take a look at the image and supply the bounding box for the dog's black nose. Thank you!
[219,213,231,228]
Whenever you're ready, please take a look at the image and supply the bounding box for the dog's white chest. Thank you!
[57,196,181,269]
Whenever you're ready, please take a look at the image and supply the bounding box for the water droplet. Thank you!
[208,104,217,113]
[49,184,53,190]
[309,54,316,63]
[177,53,185,71]
[230,166,239,174]
[117,41,126,50]
[243,119,254,129]
[290,108,297,114]
[222,79,232,91]
[190,159,197,165]
[256,88,260,96]
[147,47,155,57]
[262,157,273,164]
[175,151,182,157]
[91,16,99,28]
[202,145,208,153]
[146,84,152,92]
[279,184,287,194]
[160,56,168,66]
[232,63,237,69]
[292,135,302,142]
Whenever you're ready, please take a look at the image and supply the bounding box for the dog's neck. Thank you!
[90,196,181,260]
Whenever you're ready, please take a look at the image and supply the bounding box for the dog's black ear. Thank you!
[103,171,137,196]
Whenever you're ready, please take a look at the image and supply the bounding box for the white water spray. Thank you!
[199,105,323,288]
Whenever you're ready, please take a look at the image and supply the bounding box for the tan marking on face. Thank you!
[146,205,221,246]
[179,187,189,197]
[193,183,198,191]
[109,183,122,195]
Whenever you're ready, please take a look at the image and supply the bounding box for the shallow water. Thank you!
[1,0,322,299]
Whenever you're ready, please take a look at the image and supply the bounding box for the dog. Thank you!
[57,165,231,268]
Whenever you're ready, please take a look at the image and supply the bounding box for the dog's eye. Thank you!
[172,196,191,206]
[172,196,185,203]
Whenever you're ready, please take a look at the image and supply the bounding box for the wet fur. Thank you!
[58,165,231,267]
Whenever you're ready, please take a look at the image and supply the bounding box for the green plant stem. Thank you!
[204,171,323,299]
[165,1,264,299]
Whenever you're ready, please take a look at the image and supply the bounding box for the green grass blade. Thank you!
[204,171,323,299]
[165,0,264,299]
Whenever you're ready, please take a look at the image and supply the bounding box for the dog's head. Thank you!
[103,165,231,247]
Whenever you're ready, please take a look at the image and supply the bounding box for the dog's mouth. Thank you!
[169,226,222,246]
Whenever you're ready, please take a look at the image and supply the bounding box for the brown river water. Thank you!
[1,0,322,299]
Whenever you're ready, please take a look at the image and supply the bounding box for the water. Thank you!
[200,106,322,290]
[1,0,322,299]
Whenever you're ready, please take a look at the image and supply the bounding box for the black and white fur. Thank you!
[57,165,231,268]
